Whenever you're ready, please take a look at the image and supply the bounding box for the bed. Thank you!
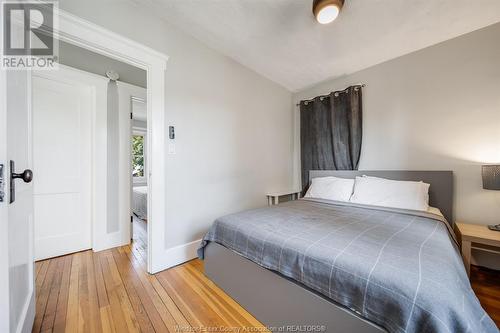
[199,171,498,333]
[132,185,148,220]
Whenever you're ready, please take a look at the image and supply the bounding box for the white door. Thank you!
[0,69,35,333]
[32,68,92,261]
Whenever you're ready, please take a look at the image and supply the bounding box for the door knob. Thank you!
[12,169,33,183]
[9,160,33,203]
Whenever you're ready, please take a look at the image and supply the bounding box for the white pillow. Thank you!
[362,175,430,205]
[304,176,355,202]
[350,176,430,211]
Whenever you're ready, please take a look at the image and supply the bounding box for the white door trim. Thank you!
[0,66,8,333]
[46,8,169,273]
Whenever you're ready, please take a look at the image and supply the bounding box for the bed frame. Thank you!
[204,170,454,333]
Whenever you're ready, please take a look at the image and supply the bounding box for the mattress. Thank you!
[198,199,497,333]
[132,186,147,220]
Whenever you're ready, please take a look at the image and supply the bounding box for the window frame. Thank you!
[132,128,147,185]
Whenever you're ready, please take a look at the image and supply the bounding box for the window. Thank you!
[132,134,145,179]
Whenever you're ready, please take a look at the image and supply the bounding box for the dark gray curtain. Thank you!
[300,86,362,192]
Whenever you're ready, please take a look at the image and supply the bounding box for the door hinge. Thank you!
[0,164,4,202]
[130,112,133,120]
[131,215,133,223]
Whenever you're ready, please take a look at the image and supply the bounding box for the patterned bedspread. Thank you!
[198,199,498,333]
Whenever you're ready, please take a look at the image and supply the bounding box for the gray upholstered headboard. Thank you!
[309,170,454,225]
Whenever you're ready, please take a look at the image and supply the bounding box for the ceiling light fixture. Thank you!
[312,0,344,24]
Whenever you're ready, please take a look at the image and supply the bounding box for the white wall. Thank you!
[293,23,500,268]
[59,1,294,252]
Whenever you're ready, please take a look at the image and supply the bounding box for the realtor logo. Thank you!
[1,1,58,69]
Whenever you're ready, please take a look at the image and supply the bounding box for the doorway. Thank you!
[54,12,169,273]
[131,98,148,256]
[32,49,148,261]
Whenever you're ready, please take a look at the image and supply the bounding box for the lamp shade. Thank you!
[482,165,500,190]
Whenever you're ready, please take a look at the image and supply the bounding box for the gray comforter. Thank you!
[198,199,498,333]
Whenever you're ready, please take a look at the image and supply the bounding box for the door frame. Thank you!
[130,97,148,243]
[0,61,8,333]
[47,8,169,273]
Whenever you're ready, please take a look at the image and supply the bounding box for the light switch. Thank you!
[168,143,176,154]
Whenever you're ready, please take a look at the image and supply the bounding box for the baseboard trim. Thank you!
[150,239,201,273]
[19,291,34,333]
[93,231,129,253]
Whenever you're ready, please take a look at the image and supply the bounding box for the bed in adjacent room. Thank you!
[198,171,498,333]
[132,185,148,220]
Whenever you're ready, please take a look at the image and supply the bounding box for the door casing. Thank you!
[48,8,169,273]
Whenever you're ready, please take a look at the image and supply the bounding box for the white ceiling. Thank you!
[138,0,500,92]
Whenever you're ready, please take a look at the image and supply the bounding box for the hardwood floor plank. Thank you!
[189,259,203,272]
[78,251,92,333]
[158,267,227,327]
[120,245,189,330]
[471,265,500,328]
[53,255,73,333]
[184,261,267,329]
[93,249,109,308]
[98,251,131,333]
[122,245,192,328]
[104,251,140,332]
[35,242,500,333]
[34,258,60,332]
[156,270,205,329]
[110,248,158,333]
[40,257,65,332]
[85,251,104,333]
[35,261,43,280]
[175,264,247,327]
[150,274,192,327]
[65,250,81,332]
[99,305,116,333]
[36,260,49,288]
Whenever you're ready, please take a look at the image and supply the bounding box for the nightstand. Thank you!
[266,190,301,206]
[456,222,500,278]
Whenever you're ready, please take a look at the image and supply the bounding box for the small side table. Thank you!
[266,190,301,206]
[456,222,500,277]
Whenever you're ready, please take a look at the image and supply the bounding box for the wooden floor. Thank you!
[471,265,500,326]
[34,243,500,333]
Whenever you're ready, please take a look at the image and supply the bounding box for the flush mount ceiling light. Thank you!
[313,0,344,24]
